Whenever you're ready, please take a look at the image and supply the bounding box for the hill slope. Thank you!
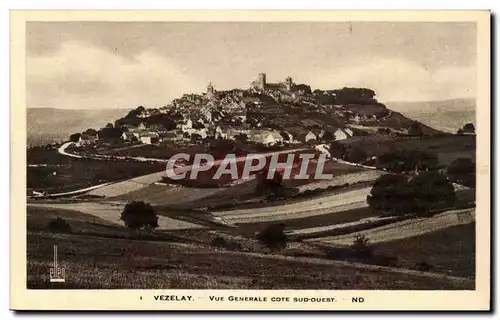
[386,99,475,133]
[27,108,131,146]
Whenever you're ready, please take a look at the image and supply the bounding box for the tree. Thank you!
[257,223,288,251]
[408,122,423,136]
[105,122,114,128]
[47,217,72,233]
[98,127,122,141]
[462,123,475,134]
[234,133,248,143]
[367,174,411,216]
[407,171,456,216]
[376,149,438,173]
[190,133,202,142]
[329,141,347,159]
[69,133,81,142]
[447,158,475,187]
[47,217,71,233]
[351,234,373,258]
[321,130,334,142]
[345,146,368,163]
[120,201,159,231]
[377,127,391,135]
[255,167,284,197]
[83,128,98,135]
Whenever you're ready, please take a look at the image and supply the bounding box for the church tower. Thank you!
[207,82,214,94]
[285,76,293,91]
[258,73,266,90]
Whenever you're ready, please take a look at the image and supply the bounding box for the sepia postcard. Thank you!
[10,10,491,311]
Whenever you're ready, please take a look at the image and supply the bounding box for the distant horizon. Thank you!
[27,96,476,111]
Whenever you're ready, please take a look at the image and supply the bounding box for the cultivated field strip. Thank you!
[87,170,166,197]
[286,216,398,235]
[312,208,475,246]
[297,170,383,192]
[111,183,222,206]
[212,187,371,223]
[27,202,203,230]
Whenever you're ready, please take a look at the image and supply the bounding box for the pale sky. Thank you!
[26,21,476,109]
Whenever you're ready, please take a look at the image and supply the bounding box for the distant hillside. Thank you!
[27,81,448,147]
[111,84,442,138]
[27,108,131,146]
[386,99,476,133]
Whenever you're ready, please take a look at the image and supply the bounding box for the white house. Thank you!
[139,132,159,144]
[180,119,193,132]
[295,131,317,143]
[121,132,136,141]
[249,130,283,146]
[77,133,99,146]
[334,129,350,141]
[262,131,283,145]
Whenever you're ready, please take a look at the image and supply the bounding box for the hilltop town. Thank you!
[68,73,441,149]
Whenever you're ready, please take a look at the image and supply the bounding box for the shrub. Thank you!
[408,121,423,136]
[351,234,373,258]
[376,149,438,173]
[367,174,410,216]
[415,260,433,272]
[407,171,456,216]
[257,223,288,251]
[372,254,399,267]
[120,201,159,231]
[462,123,475,134]
[447,158,475,188]
[47,217,72,233]
[211,236,243,250]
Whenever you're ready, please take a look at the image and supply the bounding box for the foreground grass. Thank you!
[27,230,473,290]
[374,223,475,278]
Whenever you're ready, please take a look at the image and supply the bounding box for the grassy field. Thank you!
[27,206,475,290]
[341,134,475,166]
[233,207,375,236]
[27,148,165,194]
[374,223,475,278]
[27,231,472,290]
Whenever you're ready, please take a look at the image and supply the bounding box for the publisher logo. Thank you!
[49,245,65,283]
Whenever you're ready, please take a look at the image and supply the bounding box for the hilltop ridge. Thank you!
[27,74,445,146]
[111,73,442,143]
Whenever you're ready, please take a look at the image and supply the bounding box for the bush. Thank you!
[367,174,410,216]
[351,234,373,258]
[346,147,368,163]
[408,121,423,136]
[415,260,433,272]
[47,217,72,233]
[372,254,399,267]
[447,158,475,187]
[257,223,288,251]
[376,149,438,173]
[407,171,456,216]
[211,236,243,250]
[120,201,159,231]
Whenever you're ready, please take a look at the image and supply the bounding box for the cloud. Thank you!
[27,42,476,109]
[27,41,204,109]
[309,58,476,102]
